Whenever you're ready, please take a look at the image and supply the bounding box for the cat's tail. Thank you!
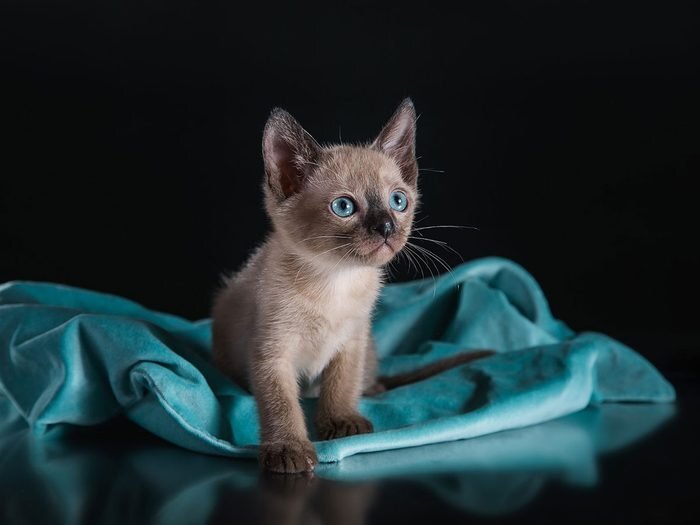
[367,349,494,394]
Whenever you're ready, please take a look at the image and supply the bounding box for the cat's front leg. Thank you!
[315,333,374,440]
[252,352,317,473]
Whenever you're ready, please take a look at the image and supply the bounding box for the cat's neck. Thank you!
[268,233,383,296]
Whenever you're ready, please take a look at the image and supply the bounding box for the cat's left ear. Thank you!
[263,108,320,200]
[372,98,418,186]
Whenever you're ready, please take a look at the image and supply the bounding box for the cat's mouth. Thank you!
[363,239,396,257]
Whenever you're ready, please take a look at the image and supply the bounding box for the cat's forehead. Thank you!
[318,145,402,188]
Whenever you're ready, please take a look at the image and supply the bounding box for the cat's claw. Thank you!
[260,439,318,474]
[317,414,374,441]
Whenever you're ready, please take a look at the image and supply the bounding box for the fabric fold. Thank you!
[0,257,674,462]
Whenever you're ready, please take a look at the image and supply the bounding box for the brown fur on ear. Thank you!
[263,108,320,200]
[372,98,418,186]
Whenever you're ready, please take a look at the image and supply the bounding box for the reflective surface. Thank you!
[2,390,692,524]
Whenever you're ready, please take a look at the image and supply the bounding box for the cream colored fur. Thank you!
[212,99,418,473]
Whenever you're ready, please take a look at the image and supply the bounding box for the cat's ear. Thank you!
[372,98,418,186]
[263,108,320,199]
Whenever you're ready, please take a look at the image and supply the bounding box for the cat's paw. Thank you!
[316,413,374,440]
[260,439,318,474]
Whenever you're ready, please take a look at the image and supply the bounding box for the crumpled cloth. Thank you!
[0,257,675,462]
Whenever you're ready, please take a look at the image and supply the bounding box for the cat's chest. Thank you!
[297,313,367,378]
[295,267,379,316]
[321,275,376,316]
[294,269,380,376]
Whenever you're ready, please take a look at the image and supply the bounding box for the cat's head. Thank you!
[262,99,419,268]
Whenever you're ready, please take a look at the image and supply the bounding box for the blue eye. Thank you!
[331,197,356,217]
[389,191,408,212]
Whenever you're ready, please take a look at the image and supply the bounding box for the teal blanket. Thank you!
[0,258,674,463]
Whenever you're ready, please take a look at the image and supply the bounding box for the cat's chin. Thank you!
[360,240,399,266]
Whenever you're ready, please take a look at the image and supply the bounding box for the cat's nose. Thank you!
[371,219,395,240]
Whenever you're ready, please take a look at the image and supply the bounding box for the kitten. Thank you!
[212,100,488,474]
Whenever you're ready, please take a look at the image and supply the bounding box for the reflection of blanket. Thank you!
[0,404,675,521]
[0,257,674,462]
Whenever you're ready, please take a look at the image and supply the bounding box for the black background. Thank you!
[2,1,699,364]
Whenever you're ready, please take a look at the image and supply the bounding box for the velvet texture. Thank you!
[0,258,674,462]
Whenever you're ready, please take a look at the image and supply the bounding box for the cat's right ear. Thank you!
[372,98,418,186]
[263,108,320,200]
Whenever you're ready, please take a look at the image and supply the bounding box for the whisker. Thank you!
[294,243,351,284]
[406,244,437,297]
[417,243,453,274]
[328,243,356,274]
[405,245,424,280]
[399,245,418,277]
[407,242,443,276]
[407,241,452,275]
[424,246,453,274]
[412,225,480,232]
[404,243,436,291]
[407,235,464,263]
